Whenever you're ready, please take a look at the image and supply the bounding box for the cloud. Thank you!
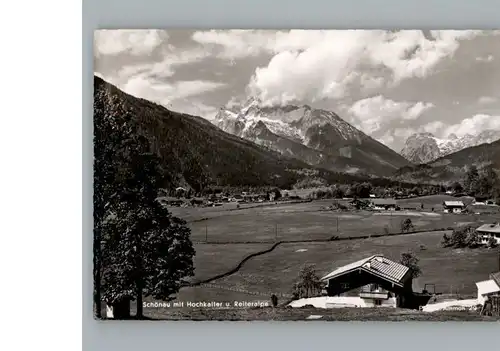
[114,48,210,83]
[478,96,498,104]
[378,127,418,149]
[191,30,278,60]
[94,29,168,57]
[94,30,216,109]
[122,76,226,105]
[195,30,486,105]
[444,114,500,137]
[347,95,434,135]
[170,100,219,120]
[476,54,494,62]
[421,121,446,134]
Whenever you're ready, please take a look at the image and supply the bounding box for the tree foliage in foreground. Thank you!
[94,88,195,318]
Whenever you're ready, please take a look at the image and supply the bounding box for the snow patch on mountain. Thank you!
[213,96,410,176]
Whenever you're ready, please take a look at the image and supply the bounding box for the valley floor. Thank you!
[105,195,500,321]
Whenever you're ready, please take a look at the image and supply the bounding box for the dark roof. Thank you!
[491,272,500,286]
[443,201,465,207]
[161,197,184,202]
[320,255,410,287]
[372,199,397,206]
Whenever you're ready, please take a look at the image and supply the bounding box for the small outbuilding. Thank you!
[443,201,465,213]
[476,276,500,306]
[372,199,397,211]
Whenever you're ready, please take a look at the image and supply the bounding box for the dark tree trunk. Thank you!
[93,228,102,319]
[135,229,144,319]
[136,279,143,319]
[112,299,131,319]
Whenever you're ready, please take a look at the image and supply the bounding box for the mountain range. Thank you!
[94,76,391,192]
[213,98,410,177]
[94,75,500,188]
[400,130,500,164]
[395,138,500,184]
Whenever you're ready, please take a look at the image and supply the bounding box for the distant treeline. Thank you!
[448,165,500,203]
[164,171,440,197]
[306,182,442,200]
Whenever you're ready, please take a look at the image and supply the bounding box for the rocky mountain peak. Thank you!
[401,129,500,164]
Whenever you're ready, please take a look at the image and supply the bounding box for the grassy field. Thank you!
[131,195,500,320]
[207,231,499,298]
[179,198,500,243]
[191,243,271,281]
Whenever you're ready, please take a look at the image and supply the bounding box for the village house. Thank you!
[371,198,397,211]
[475,271,500,309]
[320,255,431,309]
[476,223,500,245]
[161,197,185,207]
[189,197,205,206]
[442,200,465,213]
[233,194,244,203]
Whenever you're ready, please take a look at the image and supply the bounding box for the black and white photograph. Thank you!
[93,29,500,321]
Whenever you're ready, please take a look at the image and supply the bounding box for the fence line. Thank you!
[192,227,453,245]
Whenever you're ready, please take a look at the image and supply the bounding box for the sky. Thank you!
[94,29,500,151]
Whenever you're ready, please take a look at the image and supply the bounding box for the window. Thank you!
[374,299,382,306]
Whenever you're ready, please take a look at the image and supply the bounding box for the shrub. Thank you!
[292,264,324,299]
[441,233,452,247]
[399,250,422,279]
[401,218,414,233]
[441,226,481,248]
[487,236,498,248]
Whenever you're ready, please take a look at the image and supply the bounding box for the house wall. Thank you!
[362,297,397,308]
[325,270,411,297]
[477,293,500,305]
[477,283,500,305]
[443,207,463,213]
[478,232,500,245]
[324,296,396,308]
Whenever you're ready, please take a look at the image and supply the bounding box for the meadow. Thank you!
[153,194,500,319]
[210,232,499,298]
[170,196,500,243]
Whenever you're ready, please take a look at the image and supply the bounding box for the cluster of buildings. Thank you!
[160,189,277,207]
